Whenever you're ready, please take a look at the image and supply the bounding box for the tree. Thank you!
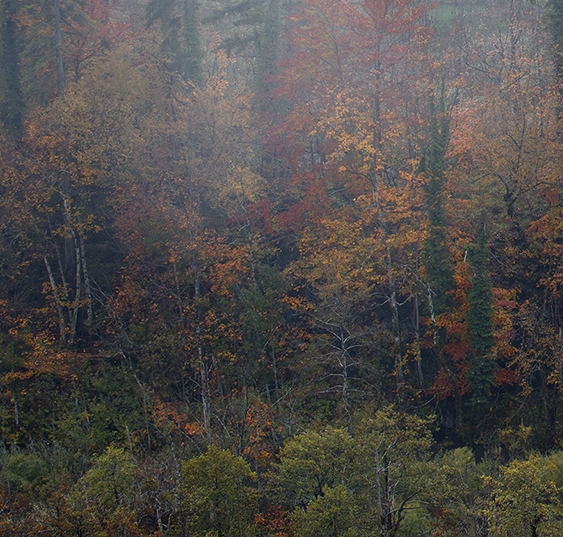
[547,0,563,84]
[484,454,563,537]
[466,218,496,410]
[420,97,454,318]
[67,446,142,537]
[427,447,486,537]
[271,0,434,183]
[17,0,130,105]
[284,210,393,421]
[439,0,560,442]
[270,0,437,404]
[205,0,286,108]
[0,0,23,139]
[272,426,355,508]
[178,445,258,537]
[6,46,157,347]
[146,0,204,85]
[291,485,359,537]
[1,452,49,501]
[353,407,434,537]
[272,409,435,537]
[447,0,557,223]
[416,95,458,404]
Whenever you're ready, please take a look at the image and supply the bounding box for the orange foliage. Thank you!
[242,401,276,464]
[152,396,203,438]
[254,504,291,537]
[494,368,520,387]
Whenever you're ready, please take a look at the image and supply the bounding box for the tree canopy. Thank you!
[1,0,563,535]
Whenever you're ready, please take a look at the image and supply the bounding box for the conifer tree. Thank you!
[421,97,454,317]
[255,0,281,110]
[146,0,204,86]
[0,0,23,139]
[466,218,496,407]
[548,0,563,83]
[205,0,283,108]
[420,97,459,417]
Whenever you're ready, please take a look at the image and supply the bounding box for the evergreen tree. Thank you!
[547,0,563,83]
[0,0,23,139]
[466,218,496,407]
[255,0,281,110]
[420,97,460,425]
[421,97,454,317]
[146,0,204,86]
[205,0,283,108]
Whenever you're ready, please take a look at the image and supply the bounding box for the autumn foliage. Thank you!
[2,0,563,534]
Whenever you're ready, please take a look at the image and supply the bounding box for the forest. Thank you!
[2,0,563,534]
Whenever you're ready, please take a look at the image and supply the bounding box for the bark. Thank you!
[69,226,82,344]
[79,235,94,327]
[44,254,67,345]
[387,245,404,404]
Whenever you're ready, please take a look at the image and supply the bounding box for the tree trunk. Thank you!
[44,255,67,345]
[193,263,212,443]
[79,235,94,327]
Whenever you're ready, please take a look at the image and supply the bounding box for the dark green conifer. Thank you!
[548,1,563,72]
[0,0,23,140]
[205,0,282,108]
[466,218,496,406]
[421,97,454,316]
[146,0,204,87]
